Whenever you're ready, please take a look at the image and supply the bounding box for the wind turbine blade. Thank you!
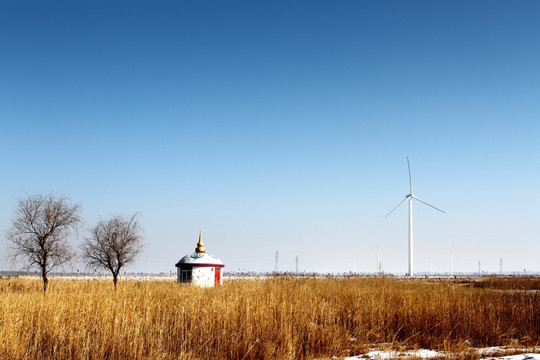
[412,196,446,213]
[385,197,409,218]
[407,157,413,195]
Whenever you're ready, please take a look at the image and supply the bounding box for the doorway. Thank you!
[214,267,221,286]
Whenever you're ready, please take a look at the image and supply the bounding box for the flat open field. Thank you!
[0,276,539,359]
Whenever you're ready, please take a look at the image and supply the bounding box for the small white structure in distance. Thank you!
[175,232,224,287]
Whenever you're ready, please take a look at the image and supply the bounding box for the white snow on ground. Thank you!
[477,347,540,359]
[345,349,442,359]
[480,355,540,360]
[344,348,540,359]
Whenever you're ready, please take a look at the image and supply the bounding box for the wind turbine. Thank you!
[386,158,445,276]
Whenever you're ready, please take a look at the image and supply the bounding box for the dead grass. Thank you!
[0,276,538,360]
[460,276,540,290]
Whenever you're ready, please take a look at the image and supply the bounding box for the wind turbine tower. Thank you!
[386,158,445,276]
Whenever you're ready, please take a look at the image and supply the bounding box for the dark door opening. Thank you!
[181,268,192,283]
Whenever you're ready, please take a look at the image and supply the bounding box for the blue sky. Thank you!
[1,1,539,274]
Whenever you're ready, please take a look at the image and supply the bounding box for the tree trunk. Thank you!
[42,267,48,294]
[113,273,118,290]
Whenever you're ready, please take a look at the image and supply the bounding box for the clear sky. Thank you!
[1,1,539,275]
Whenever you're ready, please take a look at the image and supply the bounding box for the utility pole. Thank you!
[450,248,454,276]
[377,245,380,274]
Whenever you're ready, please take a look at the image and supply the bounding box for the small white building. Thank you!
[175,232,224,287]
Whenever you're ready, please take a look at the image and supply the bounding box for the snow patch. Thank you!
[346,349,443,359]
[345,348,540,360]
[481,355,540,360]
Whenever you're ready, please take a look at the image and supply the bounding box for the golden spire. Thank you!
[195,231,205,253]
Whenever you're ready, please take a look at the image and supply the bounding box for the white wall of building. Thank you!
[176,266,222,287]
[193,267,213,287]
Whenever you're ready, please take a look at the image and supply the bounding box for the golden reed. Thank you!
[0,276,539,359]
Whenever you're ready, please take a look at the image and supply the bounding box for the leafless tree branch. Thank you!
[82,213,144,288]
[6,193,81,293]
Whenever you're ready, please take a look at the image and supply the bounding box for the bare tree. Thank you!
[7,193,82,293]
[82,213,144,289]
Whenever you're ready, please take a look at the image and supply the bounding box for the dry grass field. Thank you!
[0,276,539,360]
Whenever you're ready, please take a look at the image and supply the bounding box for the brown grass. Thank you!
[0,276,539,360]
[458,276,540,290]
